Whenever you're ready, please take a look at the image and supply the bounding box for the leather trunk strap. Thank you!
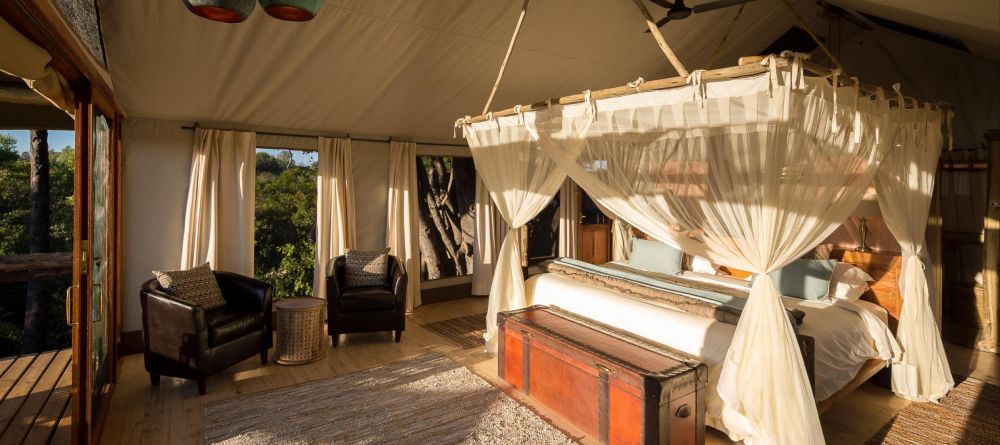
[522,330,531,396]
[598,364,611,444]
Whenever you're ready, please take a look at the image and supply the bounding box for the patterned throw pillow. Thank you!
[344,248,390,288]
[152,263,227,310]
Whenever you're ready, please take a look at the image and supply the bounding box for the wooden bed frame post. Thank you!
[980,130,1000,352]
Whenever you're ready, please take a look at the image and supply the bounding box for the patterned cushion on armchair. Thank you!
[343,248,390,287]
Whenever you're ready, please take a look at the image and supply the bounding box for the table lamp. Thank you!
[853,187,881,253]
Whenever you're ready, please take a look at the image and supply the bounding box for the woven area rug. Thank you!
[866,375,1000,444]
[421,313,487,349]
[203,353,575,445]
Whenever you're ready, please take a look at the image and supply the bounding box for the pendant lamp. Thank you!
[183,0,256,23]
[259,0,322,21]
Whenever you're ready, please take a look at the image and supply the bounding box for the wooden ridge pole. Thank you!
[458,54,946,125]
[482,0,531,114]
[630,0,689,77]
[462,57,785,125]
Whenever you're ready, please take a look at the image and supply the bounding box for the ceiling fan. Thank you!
[644,0,757,32]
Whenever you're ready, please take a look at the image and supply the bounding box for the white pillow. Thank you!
[690,255,717,274]
[828,262,873,300]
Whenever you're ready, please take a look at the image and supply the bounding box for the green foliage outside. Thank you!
[0,132,74,357]
[254,150,317,300]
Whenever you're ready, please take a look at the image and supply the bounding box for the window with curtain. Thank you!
[254,148,317,299]
[416,155,476,280]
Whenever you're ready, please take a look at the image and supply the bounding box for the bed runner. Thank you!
[540,258,804,327]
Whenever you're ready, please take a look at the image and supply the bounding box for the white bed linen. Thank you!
[525,272,900,439]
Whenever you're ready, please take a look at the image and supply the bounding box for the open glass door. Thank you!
[71,88,120,444]
[89,110,111,428]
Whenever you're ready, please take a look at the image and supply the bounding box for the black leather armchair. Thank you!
[140,272,273,395]
[327,255,407,346]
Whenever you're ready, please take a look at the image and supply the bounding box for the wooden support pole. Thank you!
[482,0,531,114]
[780,0,843,72]
[630,0,689,77]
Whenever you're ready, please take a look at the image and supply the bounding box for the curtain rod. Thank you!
[179,125,469,148]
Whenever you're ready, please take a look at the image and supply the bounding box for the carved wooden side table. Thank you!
[274,297,327,365]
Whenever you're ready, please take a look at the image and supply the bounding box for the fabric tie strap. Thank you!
[830,68,842,133]
[686,69,707,106]
[454,116,471,138]
[760,54,781,97]
[583,89,598,121]
[780,50,809,90]
[892,83,905,122]
[627,77,645,92]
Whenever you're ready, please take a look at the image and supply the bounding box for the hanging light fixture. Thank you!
[183,0,256,23]
[258,0,322,21]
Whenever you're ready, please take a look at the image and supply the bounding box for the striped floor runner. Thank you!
[203,353,576,445]
[421,313,487,349]
[867,375,999,444]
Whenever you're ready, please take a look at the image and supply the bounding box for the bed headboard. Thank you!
[831,249,903,333]
[629,228,903,332]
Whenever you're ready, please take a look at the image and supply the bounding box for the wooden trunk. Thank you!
[498,306,707,445]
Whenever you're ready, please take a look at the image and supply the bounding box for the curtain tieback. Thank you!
[902,253,926,271]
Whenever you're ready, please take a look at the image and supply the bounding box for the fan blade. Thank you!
[692,0,755,14]
[648,0,676,10]
[642,16,672,33]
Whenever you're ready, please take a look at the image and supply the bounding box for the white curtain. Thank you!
[181,129,256,275]
[558,179,580,258]
[387,141,422,311]
[593,199,631,262]
[465,115,566,353]
[533,55,895,444]
[314,137,357,300]
[610,219,631,262]
[877,103,954,402]
[472,175,506,296]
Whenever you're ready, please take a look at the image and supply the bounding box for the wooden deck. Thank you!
[0,349,72,445]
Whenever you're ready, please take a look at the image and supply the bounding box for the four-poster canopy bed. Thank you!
[457,1,955,444]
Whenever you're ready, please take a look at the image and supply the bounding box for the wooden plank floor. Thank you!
[0,348,72,445]
[98,297,999,445]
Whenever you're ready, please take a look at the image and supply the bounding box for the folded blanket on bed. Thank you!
[540,258,805,328]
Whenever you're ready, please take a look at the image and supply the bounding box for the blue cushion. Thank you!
[628,238,683,275]
[766,259,838,300]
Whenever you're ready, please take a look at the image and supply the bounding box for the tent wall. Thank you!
[833,28,1000,149]
[120,118,470,336]
[121,119,194,333]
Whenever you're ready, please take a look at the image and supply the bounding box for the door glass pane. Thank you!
[90,113,110,416]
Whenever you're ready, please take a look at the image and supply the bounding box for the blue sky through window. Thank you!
[3,130,76,152]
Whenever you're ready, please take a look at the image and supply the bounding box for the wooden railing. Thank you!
[0,252,72,284]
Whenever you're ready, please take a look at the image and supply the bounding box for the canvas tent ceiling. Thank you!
[826,0,1000,60]
[98,0,823,141]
